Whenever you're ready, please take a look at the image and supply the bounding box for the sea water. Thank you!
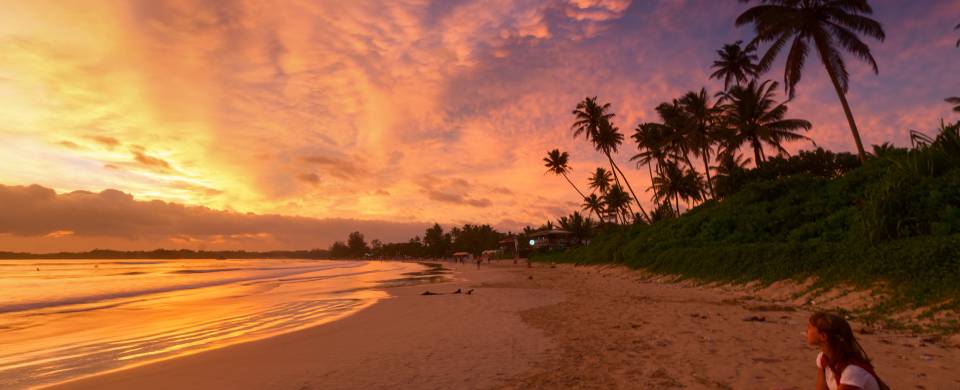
[0,259,439,389]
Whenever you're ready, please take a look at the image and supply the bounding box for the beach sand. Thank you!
[49,262,960,389]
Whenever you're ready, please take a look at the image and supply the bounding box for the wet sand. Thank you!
[49,262,960,389]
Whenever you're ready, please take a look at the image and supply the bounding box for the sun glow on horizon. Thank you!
[1,0,958,251]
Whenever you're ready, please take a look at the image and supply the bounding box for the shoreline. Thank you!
[46,261,960,389]
[46,261,563,390]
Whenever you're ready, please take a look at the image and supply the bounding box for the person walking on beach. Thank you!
[807,312,889,390]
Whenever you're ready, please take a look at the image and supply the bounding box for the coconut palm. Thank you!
[588,167,613,195]
[603,184,633,224]
[712,151,752,178]
[710,151,752,199]
[650,161,684,214]
[558,211,593,244]
[710,40,761,89]
[678,88,721,196]
[651,161,704,214]
[581,193,606,223]
[572,97,650,222]
[719,79,813,166]
[543,149,587,199]
[631,122,671,205]
[572,96,614,141]
[736,0,885,161]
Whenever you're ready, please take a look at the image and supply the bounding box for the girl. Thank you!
[806,312,890,390]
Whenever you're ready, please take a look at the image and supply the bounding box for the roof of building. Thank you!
[528,229,573,238]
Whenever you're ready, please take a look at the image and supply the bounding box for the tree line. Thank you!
[545,0,958,228]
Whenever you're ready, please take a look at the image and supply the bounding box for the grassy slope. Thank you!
[540,157,960,317]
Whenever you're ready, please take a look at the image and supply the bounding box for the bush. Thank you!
[538,133,960,310]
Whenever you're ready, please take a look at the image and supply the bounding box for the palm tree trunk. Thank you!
[605,154,636,217]
[675,194,680,215]
[609,154,650,223]
[647,163,659,206]
[701,149,714,197]
[562,173,587,199]
[822,58,867,161]
[751,138,764,167]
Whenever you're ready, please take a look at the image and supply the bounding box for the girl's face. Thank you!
[806,322,825,347]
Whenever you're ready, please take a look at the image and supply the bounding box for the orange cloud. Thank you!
[0,0,957,252]
[0,184,429,252]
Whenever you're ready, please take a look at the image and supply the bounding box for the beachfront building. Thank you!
[480,249,502,261]
[452,252,473,262]
[499,237,519,258]
[527,229,574,251]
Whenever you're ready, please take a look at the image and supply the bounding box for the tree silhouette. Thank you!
[710,40,761,89]
[588,167,613,195]
[678,88,722,196]
[718,79,813,166]
[581,193,606,223]
[737,0,885,161]
[544,149,587,199]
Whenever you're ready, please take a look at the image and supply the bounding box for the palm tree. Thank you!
[710,40,761,89]
[603,184,632,224]
[631,122,671,205]
[678,88,721,196]
[712,151,752,178]
[651,161,704,214]
[736,0,885,161]
[720,79,813,166]
[710,150,752,199]
[543,149,587,199]
[581,193,606,223]
[587,167,613,195]
[595,120,652,222]
[572,97,650,222]
[945,25,959,113]
[558,211,594,244]
[571,96,614,141]
[650,161,685,214]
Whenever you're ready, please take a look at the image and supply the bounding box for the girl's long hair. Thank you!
[809,312,891,390]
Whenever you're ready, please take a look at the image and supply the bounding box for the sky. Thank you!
[0,0,958,252]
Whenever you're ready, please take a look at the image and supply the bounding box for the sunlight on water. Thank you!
[0,259,436,389]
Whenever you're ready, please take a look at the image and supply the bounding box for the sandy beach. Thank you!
[49,262,960,390]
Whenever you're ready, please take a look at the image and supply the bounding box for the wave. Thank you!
[0,263,364,315]
[168,268,243,274]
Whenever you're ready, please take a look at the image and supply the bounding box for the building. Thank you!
[527,229,574,251]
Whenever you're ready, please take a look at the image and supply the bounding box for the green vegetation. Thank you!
[541,121,960,312]
[534,1,960,317]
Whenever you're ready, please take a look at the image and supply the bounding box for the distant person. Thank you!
[807,312,889,390]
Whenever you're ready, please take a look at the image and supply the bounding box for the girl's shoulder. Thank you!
[840,364,879,389]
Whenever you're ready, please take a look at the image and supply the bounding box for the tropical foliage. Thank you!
[534,1,960,315]
[542,119,960,311]
[736,0,885,161]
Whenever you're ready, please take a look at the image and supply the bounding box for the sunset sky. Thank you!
[1,0,958,252]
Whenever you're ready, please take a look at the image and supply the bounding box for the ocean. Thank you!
[0,259,440,389]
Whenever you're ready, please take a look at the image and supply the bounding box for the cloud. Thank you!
[425,189,493,208]
[297,173,319,184]
[0,183,430,252]
[57,140,80,149]
[131,150,174,173]
[88,135,120,150]
[301,155,366,180]
[1,0,957,237]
